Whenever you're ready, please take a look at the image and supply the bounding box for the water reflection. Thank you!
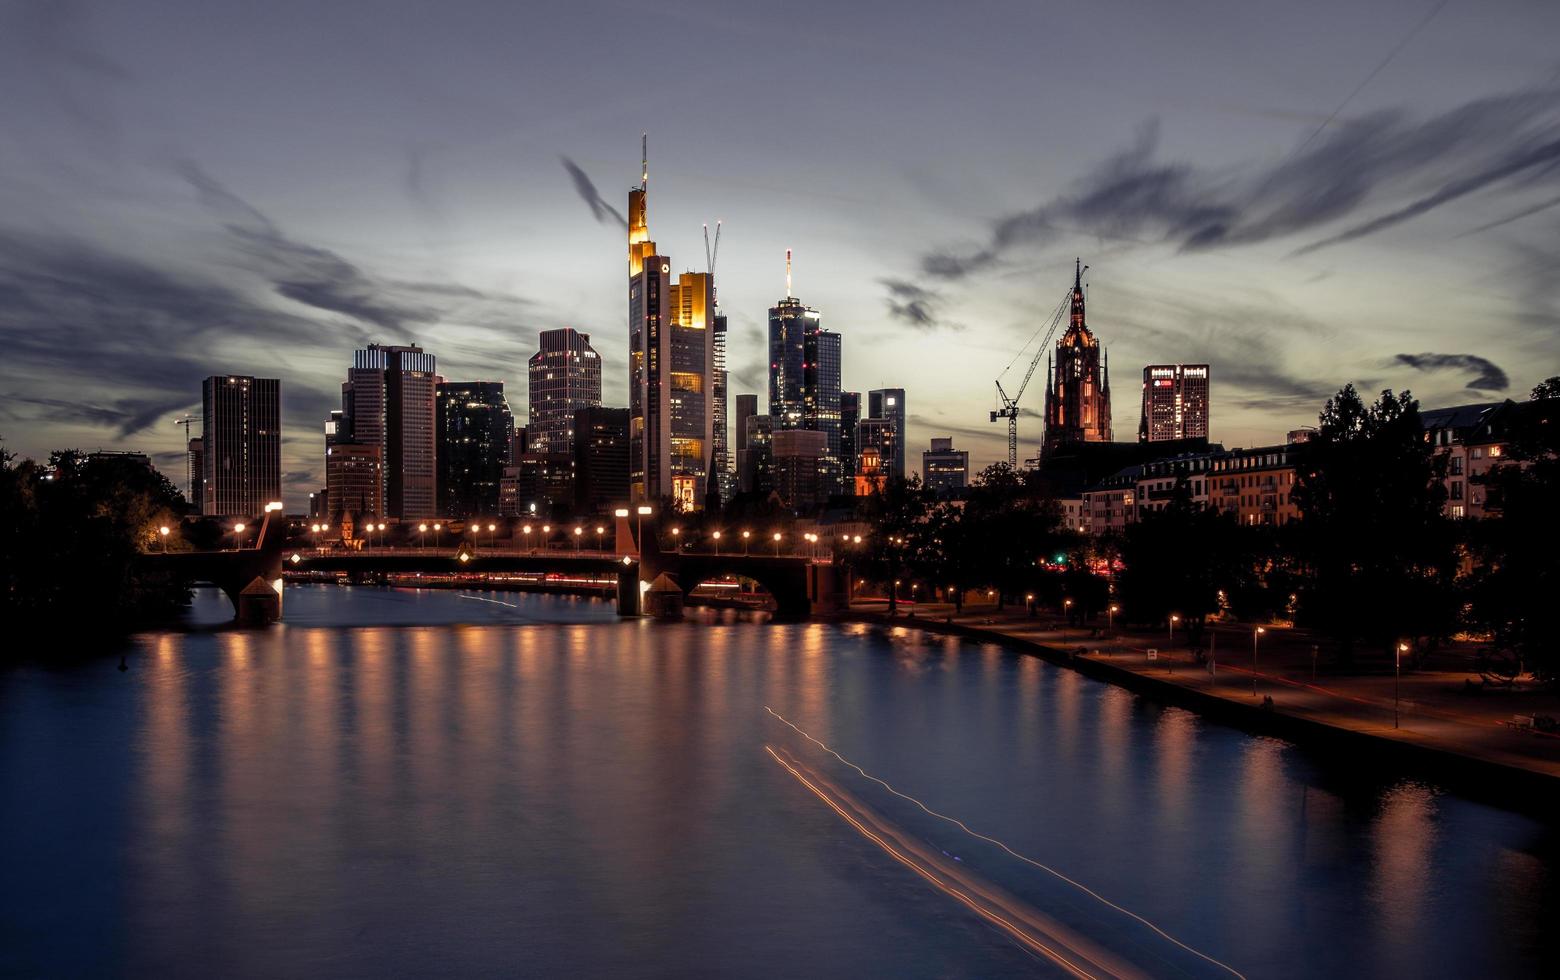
[0,589,1554,978]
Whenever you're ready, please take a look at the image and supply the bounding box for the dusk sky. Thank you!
[2,0,1557,505]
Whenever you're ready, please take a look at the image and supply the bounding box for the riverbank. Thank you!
[840,602,1560,814]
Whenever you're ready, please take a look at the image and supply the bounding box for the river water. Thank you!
[2,586,1553,977]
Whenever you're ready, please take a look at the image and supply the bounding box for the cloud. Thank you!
[1392,352,1510,392]
[179,161,440,339]
[561,156,629,230]
[881,278,961,332]
[919,82,1560,279]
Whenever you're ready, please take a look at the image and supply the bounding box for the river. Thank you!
[2,586,1553,977]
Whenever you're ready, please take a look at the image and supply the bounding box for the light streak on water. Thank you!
[765,706,1249,980]
[457,594,520,608]
[765,745,1133,979]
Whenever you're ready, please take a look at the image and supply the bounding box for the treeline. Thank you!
[851,381,1560,682]
[0,447,191,638]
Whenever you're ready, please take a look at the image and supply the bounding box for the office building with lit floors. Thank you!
[325,442,383,520]
[626,139,716,509]
[839,391,861,486]
[738,413,774,495]
[437,381,515,518]
[201,375,280,517]
[528,328,601,456]
[767,255,843,494]
[573,406,630,512]
[856,417,898,485]
[922,437,969,493]
[772,429,828,514]
[866,388,906,480]
[1139,364,1210,442]
[342,344,439,519]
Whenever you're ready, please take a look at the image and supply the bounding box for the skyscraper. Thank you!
[738,413,774,495]
[528,328,601,456]
[866,388,906,481]
[772,429,827,513]
[1139,364,1210,442]
[1042,259,1112,457]
[343,344,438,519]
[437,381,514,517]
[712,311,732,504]
[734,393,758,458]
[840,391,861,486]
[767,252,842,493]
[200,375,280,517]
[856,417,898,485]
[627,137,716,509]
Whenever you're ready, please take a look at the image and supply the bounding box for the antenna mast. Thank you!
[640,133,647,192]
[785,248,792,298]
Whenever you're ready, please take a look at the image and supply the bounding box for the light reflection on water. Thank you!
[0,585,1553,978]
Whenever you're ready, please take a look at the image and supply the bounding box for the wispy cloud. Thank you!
[881,278,961,332]
[561,156,629,230]
[1392,352,1510,393]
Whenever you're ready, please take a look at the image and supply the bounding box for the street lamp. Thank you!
[596,525,605,551]
[1252,627,1266,696]
[159,525,170,552]
[712,530,722,556]
[433,522,443,549]
[542,524,552,551]
[671,527,681,552]
[636,505,652,554]
[1064,597,1074,622]
[1395,641,1409,729]
[418,522,428,550]
[1169,613,1180,644]
[742,530,751,555]
[1108,603,1119,634]
[573,526,583,553]
[772,531,782,556]
[488,522,497,549]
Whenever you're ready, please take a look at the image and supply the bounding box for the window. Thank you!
[1472,447,1483,460]
[1450,481,1463,500]
[1451,504,1465,518]
[1489,445,1503,458]
[1450,456,1463,475]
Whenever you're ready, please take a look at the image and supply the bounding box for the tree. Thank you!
[854,475,932,615]
[1290,386,1459,662]
[1531,376,1560,401]
[959,464,1067,609]
[1116,477,1246,646]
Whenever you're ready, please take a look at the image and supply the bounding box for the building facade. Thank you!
[738,413,774,495]
[922,437,970,492]
[1139,364,1210,442]
[840,391,861,486]
[1042,259,1112,457]
[201,375,281,517]
[573,406,630,512]
[343,344,438,519]
[436,381,514,518]
[627,143,716,509]
[772,429,828,513]
[865,388,906,481]
[767,262,842,496]
[528,328,601,456]
[325,442,383,519]
[1208,444,1300,526]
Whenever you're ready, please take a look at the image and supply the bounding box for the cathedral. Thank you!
[1041,259,1113,456]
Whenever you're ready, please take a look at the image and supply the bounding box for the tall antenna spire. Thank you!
[785,248,792,298]
[640,132,648,192]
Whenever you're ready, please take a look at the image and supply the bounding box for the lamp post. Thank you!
[1026,593,1035,618]
[742,530,751,556]
[232,522,246,551]
[542,524,552,551]
[1252,627,1266,696]
[1395,642,1408,729]
[636,505,652,554]
[158,525,170,552]
[488,522,497,550]
[522,524,533,551]
[1169,613,1180,645]
[1108,603,1119,635]
[433,522,443,549]
[1064,597,1074,624]
[773,531,782,556]
[573,526,583,553]
[712,530,722,556]
[418,522,428,551]
[596,526,605,552]
[671,527,681,552]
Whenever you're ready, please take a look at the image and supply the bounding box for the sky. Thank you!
[1,0,1557,507]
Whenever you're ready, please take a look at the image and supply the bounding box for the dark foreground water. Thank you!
[2,587,1555,978]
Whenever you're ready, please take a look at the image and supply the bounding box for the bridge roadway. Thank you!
[144,517,841,624]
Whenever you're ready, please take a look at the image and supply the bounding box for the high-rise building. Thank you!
[734,394,758,457]
[1042,259,1112,457]
[343,344,438,519]
[573,406,630,512]
[856,417,897,485]
[840,391,861,486]
[437,381,514,517]
[325,442,383,519]
[865,388,906,481]
[186,436,205,513]
[738,413,774,495]
[1139,364,1210,442]
[627,138,716,509]
[855,446,887,496]
[767,252,842,494]
[922,437,970,492]
[528,328,601,456]
[200,375,280,517]
[772,429,827,513]
[712,312,732,504]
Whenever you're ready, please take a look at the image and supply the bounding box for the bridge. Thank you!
[141,514,844,625]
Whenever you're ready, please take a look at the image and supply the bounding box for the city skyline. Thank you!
[2,0,1558,509]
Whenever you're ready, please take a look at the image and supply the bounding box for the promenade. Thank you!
[849,600,1560,795]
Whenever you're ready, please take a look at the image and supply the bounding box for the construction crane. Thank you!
[989,269,1083,467]
[173,415,197,502]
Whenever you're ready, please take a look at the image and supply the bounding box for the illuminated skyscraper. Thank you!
[527,328,601,456]
[1042,259,1112,457]
[1139,364,1210,442]
[201,375,280,516]
[437,381,514,517]
[343,344,438,519]
[866,388,906,481]
[627,137,715,509]
[768,251,842,493]
[840,391,861,486]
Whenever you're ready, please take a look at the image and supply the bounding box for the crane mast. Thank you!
[989,273,1080,467]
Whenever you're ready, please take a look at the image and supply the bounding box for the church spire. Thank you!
[1070,257,1086,330]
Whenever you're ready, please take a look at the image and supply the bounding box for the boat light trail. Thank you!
[765,745,1121,979]
[765,706,1248,980]
[457,594,519,608]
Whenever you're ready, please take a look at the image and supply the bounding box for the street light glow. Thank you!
[614,508,630,518]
